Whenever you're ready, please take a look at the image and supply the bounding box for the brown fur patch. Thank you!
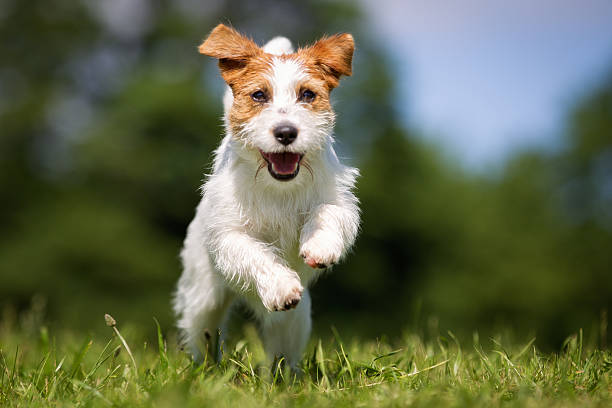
[198,24,261,60]
[298,33,354,90]
[198,25,274,138]
[198,24,266,88]
[295,76,333,113]
[198,24,354,138]
[226,55,274,138]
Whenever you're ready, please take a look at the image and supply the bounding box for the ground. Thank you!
[0,314,610,407]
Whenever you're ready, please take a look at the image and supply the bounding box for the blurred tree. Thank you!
[326,71,612,347]
[555,72,612,341]
[0,0,393,330]
[562,72,612,226]
[0,0,610,348]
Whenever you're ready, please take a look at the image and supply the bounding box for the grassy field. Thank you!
[0,313,610,407]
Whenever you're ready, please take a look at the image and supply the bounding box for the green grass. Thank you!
[0,315,610,407]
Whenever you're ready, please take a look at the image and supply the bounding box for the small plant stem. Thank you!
[104,314,138,378]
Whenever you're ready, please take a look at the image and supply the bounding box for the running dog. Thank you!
[174,24,360,369]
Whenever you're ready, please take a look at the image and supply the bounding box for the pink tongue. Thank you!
[267,152,300,174]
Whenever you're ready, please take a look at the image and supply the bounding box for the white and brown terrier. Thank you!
[174,24,360,368]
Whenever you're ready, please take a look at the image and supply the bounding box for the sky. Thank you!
[361,0,612,168]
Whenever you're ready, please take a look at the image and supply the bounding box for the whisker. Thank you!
[302,161,314,181]
[254,161,266,182]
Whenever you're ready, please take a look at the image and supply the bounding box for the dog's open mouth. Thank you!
[260,151,303,181]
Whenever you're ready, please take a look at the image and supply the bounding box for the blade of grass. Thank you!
[331,326,354,382]
[448,331,463,378]
[400,359,449,378]
[372,349,403,364]
[70,339,93,379]
[105,314,138,378]
[153,317,169,370]
[71,379,112,406]
[33,351,50,391]
[515,338,536,360]
[10,346,18,388]
[316,339,329,388]
[0,349,8,391]
[83,339,116,383]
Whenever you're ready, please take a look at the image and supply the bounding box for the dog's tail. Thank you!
[222,36,294,119]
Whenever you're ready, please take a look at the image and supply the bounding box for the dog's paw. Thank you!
[299,235,342,269]
[259,272,304,312]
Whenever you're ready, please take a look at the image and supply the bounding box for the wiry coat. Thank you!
[174,25,360,368]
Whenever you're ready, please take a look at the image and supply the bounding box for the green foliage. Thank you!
[0,316,610,407]
[0,0,611,350]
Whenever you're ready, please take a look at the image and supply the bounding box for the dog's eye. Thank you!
[251,90,268,103]
[300,89,316,103]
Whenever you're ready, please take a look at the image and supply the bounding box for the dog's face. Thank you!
[199,24,354,182]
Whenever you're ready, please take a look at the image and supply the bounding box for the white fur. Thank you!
[174,36,360,369]
[222,36,294,127]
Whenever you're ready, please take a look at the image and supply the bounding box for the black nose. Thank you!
[273,124,298,145]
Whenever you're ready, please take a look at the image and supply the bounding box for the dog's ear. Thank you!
[199,24,260,59]
[199,24,262,84]
[302,33,354,89]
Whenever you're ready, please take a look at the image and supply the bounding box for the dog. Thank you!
[173,24,360,369]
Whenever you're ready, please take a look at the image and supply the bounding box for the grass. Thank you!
[0,313,610,407]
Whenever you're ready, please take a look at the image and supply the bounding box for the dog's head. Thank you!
[199,24,354,182]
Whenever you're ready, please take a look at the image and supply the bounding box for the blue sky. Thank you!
[361,0,612,168]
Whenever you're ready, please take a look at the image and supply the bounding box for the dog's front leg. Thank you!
[299,200,360,269]
[209,229,303,311]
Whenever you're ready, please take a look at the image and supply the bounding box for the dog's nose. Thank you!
[273,124,298,145]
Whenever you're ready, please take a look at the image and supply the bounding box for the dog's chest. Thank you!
[241,195,307,250]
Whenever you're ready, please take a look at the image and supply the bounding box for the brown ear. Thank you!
[302,33,354,89]
[199,24,262,84]
[199,24,260,59]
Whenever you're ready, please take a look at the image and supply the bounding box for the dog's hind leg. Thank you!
[174,261,234,364]
[259,289,312,371]
[187,296,233,364]
[177,289,234,364]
